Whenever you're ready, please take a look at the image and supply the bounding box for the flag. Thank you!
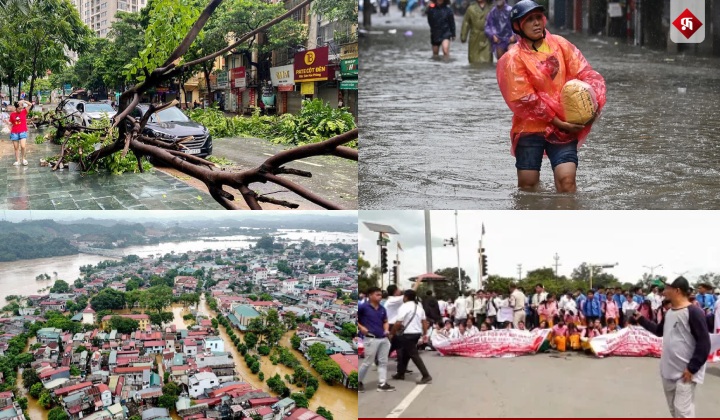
[397,242,403,252]
[482,223,486,236]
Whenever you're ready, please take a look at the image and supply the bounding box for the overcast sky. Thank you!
[0,210,356,222]
[359,210,720,290]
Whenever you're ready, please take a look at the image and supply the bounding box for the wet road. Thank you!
[359,8,720,209]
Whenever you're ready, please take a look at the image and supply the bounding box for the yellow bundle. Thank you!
[561,79,597,125]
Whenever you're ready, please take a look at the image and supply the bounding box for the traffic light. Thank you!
[482,254,488,275]
[381,247,388,273]
[392,265,398,284]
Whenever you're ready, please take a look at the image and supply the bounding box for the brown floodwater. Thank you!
[17,337,45,420]
[198,295,358,420]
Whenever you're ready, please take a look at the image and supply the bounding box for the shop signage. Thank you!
[217,71,229,89]
[230,67,246,89]
[294,46,330,82]
[271,64,294,91]
[340,58,358,77]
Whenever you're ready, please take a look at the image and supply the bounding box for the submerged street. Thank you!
[359,7,720,209]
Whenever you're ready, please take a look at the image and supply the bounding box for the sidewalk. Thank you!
[0,132,222,210]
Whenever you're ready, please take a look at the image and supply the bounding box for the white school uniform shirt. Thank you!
[562,298,578,315]
[396,301,426,334]
[385,295,404,324]
[474,297,487,314]
[714,300,720,334]
[466,325,480,336]
[622,300,639,313]
[486,297,498,317]
[438,300,448,317]
[454,296,468,318]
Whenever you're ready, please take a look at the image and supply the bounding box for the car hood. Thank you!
[147,120,208,136]
[86,111,116,119]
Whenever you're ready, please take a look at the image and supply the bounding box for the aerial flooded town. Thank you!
[0,211,358,420]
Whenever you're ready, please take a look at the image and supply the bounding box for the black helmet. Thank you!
[510,0,546,34]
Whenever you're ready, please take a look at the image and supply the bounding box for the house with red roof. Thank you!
[330,353,358,389]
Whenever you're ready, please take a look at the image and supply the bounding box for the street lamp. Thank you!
[589,263,618,290]
[443,210,463,294]
[643,264,663,278]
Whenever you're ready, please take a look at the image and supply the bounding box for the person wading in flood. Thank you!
[460,0,491,63]
[485,0,515,60]
[496,0,606,193]
[427,0,456,57]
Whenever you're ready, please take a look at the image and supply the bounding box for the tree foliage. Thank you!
[108,316,140,334]
[91,289,127,311]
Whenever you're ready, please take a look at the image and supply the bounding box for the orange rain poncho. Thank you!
[496,26,606,155]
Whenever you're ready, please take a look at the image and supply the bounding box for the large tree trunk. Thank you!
[28,44,40,103]
[17,82,21,101]
[202,62,213,105]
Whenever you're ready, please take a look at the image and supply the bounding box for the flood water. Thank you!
[0,231,355,303]
[17,337,44,420]
[359,7,720,209]
[197,296,358,420]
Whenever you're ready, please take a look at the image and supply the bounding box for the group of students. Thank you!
[426,0,517,59]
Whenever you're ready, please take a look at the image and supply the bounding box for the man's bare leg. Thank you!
[553,162,577,193]
[517,170,540,191]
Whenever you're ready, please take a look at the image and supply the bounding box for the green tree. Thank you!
[70,365,81,376]
[149,312,174,328]
[29,382,43,398]
[22,368,40,389]
[259,293,274,302]
[211,318,219,329]
[303,385,315,399]
[316,360,344,385]
[108,316,140,334]
[250,361,260,374]
[290,392,309,409]
[348,371,358,388]
[50,279,70,293]
[256,235,274,250]
[91,288,127,311]
[258,372,264,381]
[338,323,356,342]
[277,260,293,276]
[38,390,52,409]
[358,256,378,293]
[144,285,173,313]
[316,407,334,420]
[16,397,27,411]
[158,393,178,411]
[284,312,297,330]
[291,334,301,350]
[245,332,258,349]
[48,407,69,420]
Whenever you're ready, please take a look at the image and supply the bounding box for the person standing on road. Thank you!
[496,0,606,193]
[603,291,619,326]
[509,284,526,328]
[454,292,469,326]
[484,0,515,60]
[358,287,396,393]
[461,0,491,63]
[427,0,456,57]
[635,277,711,418]
[486,291,498,326]
[385,277,422,377]
[8,100,34,167]
[474,291,487,326]
[422,290,442,326]
[582,289,602,327]
[390,290,433,384]
[530,283,548,328]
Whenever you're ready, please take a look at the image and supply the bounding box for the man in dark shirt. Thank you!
[635,276,711,418]
[423,290,442,325]
[358,287,395,393]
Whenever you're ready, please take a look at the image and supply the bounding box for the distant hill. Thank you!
[0,232,78,262]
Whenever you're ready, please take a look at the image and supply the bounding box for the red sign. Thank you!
[672,8,703,39]
[294,46,330,82]
[230,67,246,89]
[431,329,549,358]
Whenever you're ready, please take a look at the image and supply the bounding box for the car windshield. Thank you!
[149,107,189,123]
[85,104,114,113]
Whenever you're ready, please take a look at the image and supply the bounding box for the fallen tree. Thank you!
[36,0,358,210]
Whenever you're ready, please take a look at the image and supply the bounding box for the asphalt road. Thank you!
[359,350,720,418]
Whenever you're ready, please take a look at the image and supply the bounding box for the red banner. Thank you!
[432,329,550,358]
[294,46,330,82]
[589,327,663,358]
[230,67,246,90]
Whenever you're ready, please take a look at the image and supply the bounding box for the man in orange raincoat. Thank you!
[496,0,606,193]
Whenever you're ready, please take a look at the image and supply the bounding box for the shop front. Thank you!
[294,46,335,107]
[339,42,358,120]
[229,67,246,113]
[270,64,295,115]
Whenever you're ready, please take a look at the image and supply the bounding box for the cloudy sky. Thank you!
[359,211,720,290]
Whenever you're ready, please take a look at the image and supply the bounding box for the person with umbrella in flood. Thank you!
[485,0,516,60]
[427,0,456,57]
[461,0,491,63]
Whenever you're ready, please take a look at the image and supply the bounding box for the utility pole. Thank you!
[517,264,522,282]
[643,264,663,279]
[553,253,561,278]
[443,211,463,294]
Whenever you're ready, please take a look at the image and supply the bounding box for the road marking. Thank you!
[262,153,323,167]
[386,385,427,418]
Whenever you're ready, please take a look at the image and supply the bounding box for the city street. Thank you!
[359,6,720,209]
[359,351,720,418]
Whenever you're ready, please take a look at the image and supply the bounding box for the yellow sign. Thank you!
[340,43,359,59]
[304,51,316,66]
[301,82,315,96]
